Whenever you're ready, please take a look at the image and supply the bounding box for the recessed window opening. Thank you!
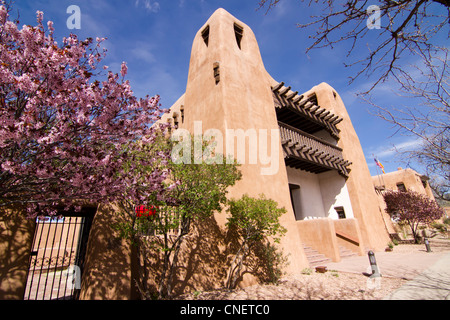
[397,183,406,192]
[201,25,210,47]
[421,179,428,189]
[234,23,243,49]
[180,105,184,123]
[173,112,179,128]
[335,206,346,219]
[289,184,302,220]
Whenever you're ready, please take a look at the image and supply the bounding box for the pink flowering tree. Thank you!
[383,190,444,243]
[0,6,169,217]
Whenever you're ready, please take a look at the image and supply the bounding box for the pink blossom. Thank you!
[0,5,169,217]
[120,61,128,77]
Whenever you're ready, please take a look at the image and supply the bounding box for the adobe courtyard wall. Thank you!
[0,207,35,300]
[333,218,366,255]
[297,219,340,262]
[79,203,138,300]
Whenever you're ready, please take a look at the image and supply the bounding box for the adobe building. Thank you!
[160,8,390,273]
[1,8,392,300]
[372,167,439,235]
[372,167,435,198]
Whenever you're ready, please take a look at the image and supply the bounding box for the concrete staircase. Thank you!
[303,244,332,267]
[339,246,358,259]
[303,244,358,267]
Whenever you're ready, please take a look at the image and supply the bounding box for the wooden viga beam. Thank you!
[319,110,331,119]
[328,115,339,123]
[303,101,314,111]
[278,86,291,96]
[332,117,344,125]
[314,108,326,116]
[309,105,320,113]
[286,91,298,100]
[272,82,285,92]
[292,94,304,104]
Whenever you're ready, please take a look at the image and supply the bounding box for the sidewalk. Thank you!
[385,252,450,300]
[323,240,450,299]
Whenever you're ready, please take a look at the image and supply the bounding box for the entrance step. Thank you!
[339,246,358,259]
[303,244,332,267]
[303,244,359,267]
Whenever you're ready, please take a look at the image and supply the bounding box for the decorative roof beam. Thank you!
[332,118,343,125]
[286,91,298,100]
[314,108,326,116]
[319,111,330,119]
[292,95,303,103]
[272,82,284,92]
[279,86,291,96]
[310,105,320,113]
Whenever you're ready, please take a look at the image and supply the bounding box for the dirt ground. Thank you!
[178,239,450,300]
[178,271,407,300]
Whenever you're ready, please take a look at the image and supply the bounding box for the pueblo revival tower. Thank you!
[160,8,391,280]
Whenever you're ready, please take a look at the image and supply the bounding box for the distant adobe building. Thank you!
[372,167,438,235]
[160,8,390,275]
[372,167,435,198]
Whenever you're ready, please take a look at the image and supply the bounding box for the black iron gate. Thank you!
[24,207,95,300]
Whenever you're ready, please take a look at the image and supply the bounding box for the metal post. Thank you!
[424,237,432,253]
[368,250,381,278]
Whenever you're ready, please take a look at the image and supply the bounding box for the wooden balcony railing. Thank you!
[279,122,351,177]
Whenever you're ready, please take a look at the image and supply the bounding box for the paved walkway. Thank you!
[385,252,450,300]
[323,240,450,300]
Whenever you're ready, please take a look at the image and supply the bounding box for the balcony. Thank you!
[272,81,342,140]
[279,122,351,177]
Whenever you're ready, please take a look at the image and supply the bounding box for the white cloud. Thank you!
[366,136,423,161]
[135,0,160,13]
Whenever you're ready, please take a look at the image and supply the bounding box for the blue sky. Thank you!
[9,0,440,176]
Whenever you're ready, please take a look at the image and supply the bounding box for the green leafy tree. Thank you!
[118,134,241,299]
[225,194,287,289]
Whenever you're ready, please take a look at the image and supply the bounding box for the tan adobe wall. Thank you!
[0,207,35,300]
[79,203,137,300]
[177,8,310,277]
[310,83,391,251]
[373,168,435,199]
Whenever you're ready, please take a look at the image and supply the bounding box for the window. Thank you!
[289,184,302,220]
[421,179,428,189]
[213,61,220,85]
[201,25,209,46]
[234,23,243,49]
[180,105,184,123]
[396,183,406,192]
[335,206,346,219]
[173,112,179,128]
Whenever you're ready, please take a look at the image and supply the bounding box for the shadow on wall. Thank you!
[79,203,137,300]
[0,207,35,300]
[135,214,283,299]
